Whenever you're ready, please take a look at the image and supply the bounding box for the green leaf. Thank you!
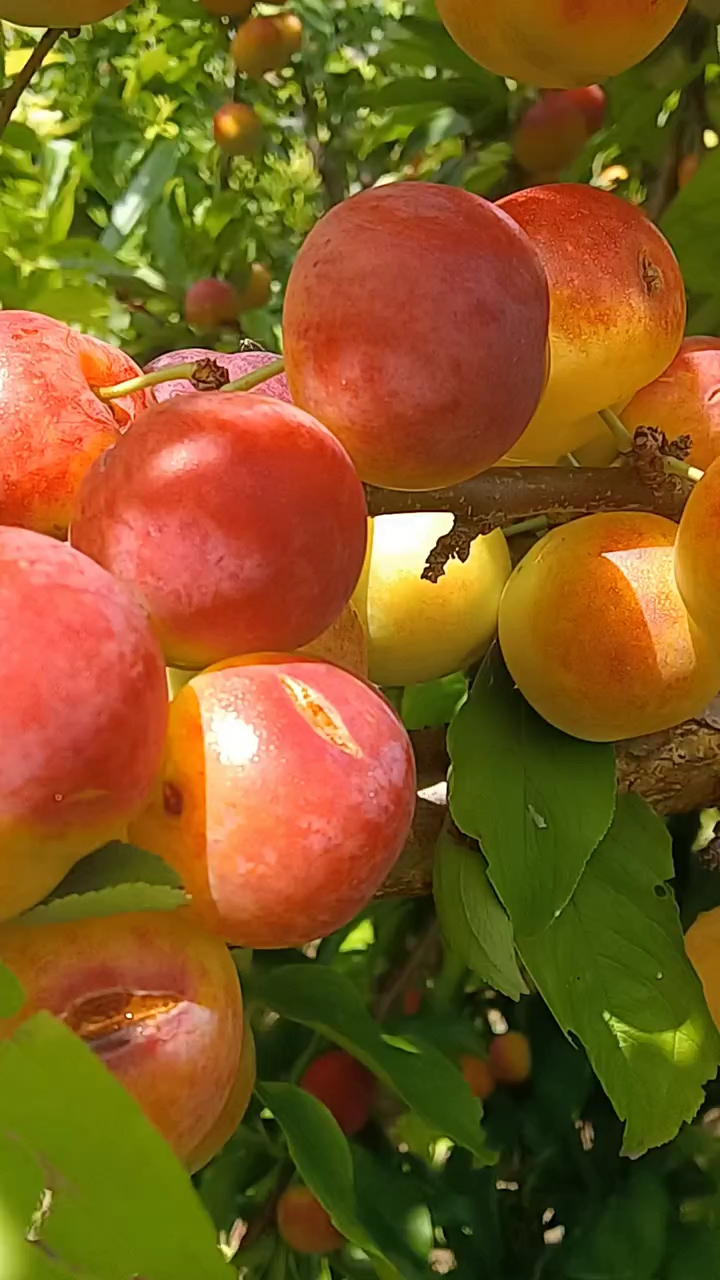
[447,648,616,937]
[24,881,187,925]
[256,1083,369,1245]
[47,840,183,899]
[101,139,178,252]
[251,965,492,1164]
[519,795,720,1156]
[433,821,527,1001]
[0,1012,230,1279]
[400,673,468,731]
[558,1169,669,1279]
[0,961,23,1019]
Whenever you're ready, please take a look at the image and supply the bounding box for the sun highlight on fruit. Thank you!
[0,528,168,920]
[213,102,263,156]
[685,907,720,1030]
[0,903,246,1170]
[498,512,720,742]
[435,0,687,88]
[284,182,550,490]
[129,656,416,947]
[70,392,368,669]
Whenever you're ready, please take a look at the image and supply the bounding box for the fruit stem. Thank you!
[503,515,549,538]
[95,363,200,401]
[599,407,634,453]
[664,456,705,485]
[222,357,286,393]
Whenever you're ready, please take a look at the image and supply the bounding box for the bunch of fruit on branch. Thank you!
[5,0,720,1245]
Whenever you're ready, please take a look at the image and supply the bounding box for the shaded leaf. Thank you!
[448,648,616,937]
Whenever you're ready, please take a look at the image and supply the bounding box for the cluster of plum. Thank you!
[0,0,715,1231]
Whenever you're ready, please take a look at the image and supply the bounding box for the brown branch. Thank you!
[365,465,690,526]
[0,29,66,139]
[376,714,720,900]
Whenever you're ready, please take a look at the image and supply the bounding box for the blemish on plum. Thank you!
[640,251,662,295]
[163,780,184,816]
[63,989,180,1055]
[279,674,361,756]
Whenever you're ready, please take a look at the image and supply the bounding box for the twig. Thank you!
[373,918,440,1022]
[0,29,66,139]
[364,465,689,526]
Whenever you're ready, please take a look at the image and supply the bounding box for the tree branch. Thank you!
[365,465,689,526]
[376,713,720,899]
[0,29,66,140]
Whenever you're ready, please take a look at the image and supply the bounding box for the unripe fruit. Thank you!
[685,907,720,1030]
[435,0,687,88]
[498,185,685,464]
[0,528,168,920]
[145,346,290,403]
[0,1,129,21]
[184,279,240,330]
[674,457,720,638]
[231,14,301,77]
[129,656,416,948]
[71,393,368,670]
[513,93,589,177]
[355,514,511,687]
[284,182,550,490]
[213,102,263,156]
[489,1031,531,1084]
[0,311,153,537]
[277,1187,344,1254]
[0,906,245,1168]
[300,1050,376,1135]
[498,512,720,743]
[459,1054,496,1100]
[238,262,272,311]
[621,338,720,471]
[200,0,253,15]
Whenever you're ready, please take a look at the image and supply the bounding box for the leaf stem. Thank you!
[222,357,286,393]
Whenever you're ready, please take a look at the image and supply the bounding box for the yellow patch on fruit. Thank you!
[354,513,511,687]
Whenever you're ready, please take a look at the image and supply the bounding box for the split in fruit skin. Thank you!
[129,656,417,949]
[0,906,249,1170]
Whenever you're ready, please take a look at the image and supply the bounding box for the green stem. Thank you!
[222,356,286,394]
[503,515,549,539]
[95,363,199,401]
[599,407,634,453]
[664,456,705,485]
